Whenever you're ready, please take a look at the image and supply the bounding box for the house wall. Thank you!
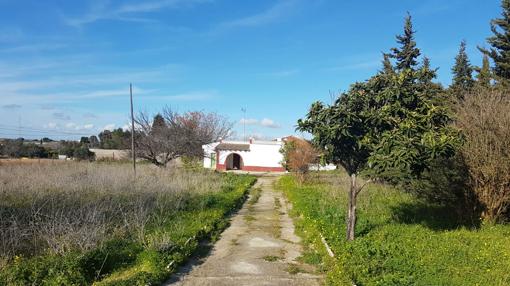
[215,141,285,172]
[202,142,219,169]
[90,149,129,160]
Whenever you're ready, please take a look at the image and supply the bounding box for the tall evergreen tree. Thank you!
[418,57,436,84]
[152,114,166,130]
[390,14,421,71]
[381,52,394,74]
[479,0,510,80]
[476,54,492,87]
[451,41,474,92]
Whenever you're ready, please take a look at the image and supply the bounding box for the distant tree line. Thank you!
[0,139,94,161]
[0,139,53,158]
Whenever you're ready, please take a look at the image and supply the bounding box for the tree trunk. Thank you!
[346,173,357,241]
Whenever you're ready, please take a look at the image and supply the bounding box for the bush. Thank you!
[456,88,510,222]
[73,146,95,161]
[280,137,319,181]
[403,154,478,223]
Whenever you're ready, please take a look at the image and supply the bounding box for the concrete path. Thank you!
[167,175,323,286]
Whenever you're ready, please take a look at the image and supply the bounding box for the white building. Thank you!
[202,138,285,172]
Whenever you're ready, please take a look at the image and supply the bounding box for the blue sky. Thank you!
[0,0,501,140]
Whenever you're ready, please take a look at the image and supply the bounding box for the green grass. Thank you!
[0,172,256,286]
[276,172,510,286]
[248,187,262,205]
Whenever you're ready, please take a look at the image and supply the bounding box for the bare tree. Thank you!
[135,108,232,167]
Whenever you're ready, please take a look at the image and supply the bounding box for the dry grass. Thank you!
[0,162,223,266]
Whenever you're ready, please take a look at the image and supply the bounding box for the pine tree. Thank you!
[451,41,474,91]
[151,114,166,136]
[479,0,510,80]
[381,52,394,74]
[419,57,436,84]
[390,14,421,71]
[476,54,492,87]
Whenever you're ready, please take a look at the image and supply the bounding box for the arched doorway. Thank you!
[226,153,243,170]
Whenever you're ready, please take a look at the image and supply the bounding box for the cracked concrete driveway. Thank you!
[167,175,323,286]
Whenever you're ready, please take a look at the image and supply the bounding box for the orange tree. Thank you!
[298,15,461,241]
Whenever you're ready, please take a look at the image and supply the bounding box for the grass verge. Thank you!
[276,172,510,286]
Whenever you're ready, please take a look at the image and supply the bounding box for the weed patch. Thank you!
[0,163,256,285]
[276,172,510,286]
[262,255,281,262]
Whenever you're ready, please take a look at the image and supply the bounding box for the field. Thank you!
[0,161,255,285]
[276,172,510,286]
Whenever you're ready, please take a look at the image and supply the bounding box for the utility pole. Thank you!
[241,107,246,141]
[130,83,136,176]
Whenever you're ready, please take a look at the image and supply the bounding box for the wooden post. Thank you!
[130,83,136,176]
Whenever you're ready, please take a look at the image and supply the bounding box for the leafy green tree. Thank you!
[390,14,421,71]
[298,15,460,241]
[451,41,475,97]
[479,0,510,81]
[73,146,95,161]
[98,129,131,149]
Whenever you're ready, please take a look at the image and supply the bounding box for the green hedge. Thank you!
[276,174,510,286]
[0,173,256,286]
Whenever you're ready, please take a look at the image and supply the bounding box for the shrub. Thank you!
[280,137,319,181]
[456,88,510,222]
[73,146,95,161]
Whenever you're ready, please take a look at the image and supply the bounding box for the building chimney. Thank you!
[249,137,253,144]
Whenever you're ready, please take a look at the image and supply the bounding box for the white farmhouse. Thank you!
[202,138,285,172]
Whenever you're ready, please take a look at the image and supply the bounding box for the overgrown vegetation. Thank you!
[277,173,510,285]
[0,162,255,285]
[455,88,510,222]
[280,137,319,182]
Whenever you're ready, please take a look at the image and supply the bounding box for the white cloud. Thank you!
[239,118,281,129]
[163,90,216,101]
[65,0,212,27]
[260,118,280,128]
[45,122,57,129]
[146,90,217,101]
[262,69,300,78]
[216,0,299,32]
[103,124,116,131]
[239,118,259,126]
[65,122,77,129]
[53,112,71,120]
[83,124,94,130]
[2,104,22,109]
